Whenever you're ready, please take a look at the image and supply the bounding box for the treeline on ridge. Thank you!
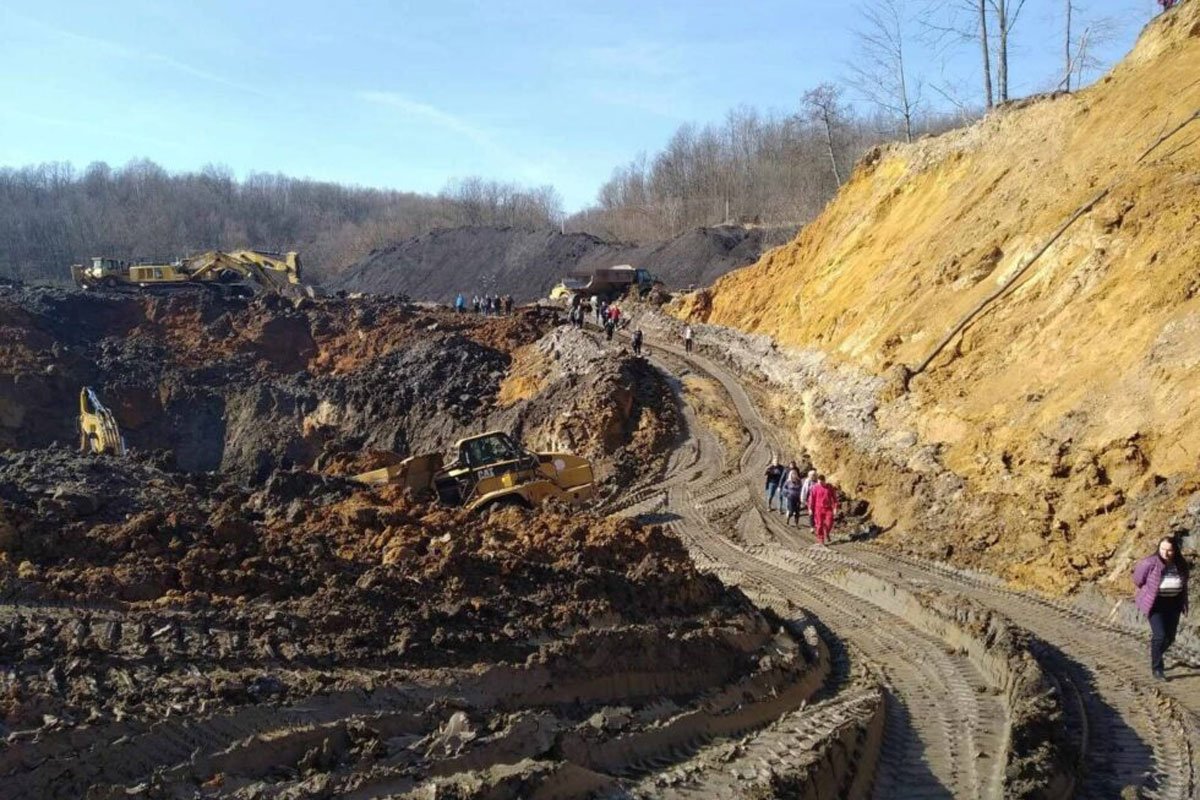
[0,163,562,284]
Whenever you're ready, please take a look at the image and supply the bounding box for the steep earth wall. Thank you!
[675,4,1200,593]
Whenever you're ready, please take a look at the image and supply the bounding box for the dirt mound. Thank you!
[0,449,825,799]
[495,327,681,491]
[329,224,780,301]
[674,5,1200,594]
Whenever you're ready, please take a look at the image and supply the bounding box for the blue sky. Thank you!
[0,0,1158,210]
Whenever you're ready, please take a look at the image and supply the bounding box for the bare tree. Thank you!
[919,0,993,109]
[850,0,922,142]
[1059,4,1119,91]
[989,0,1028,103]
[1063,0,1073,91]
[979,0,994,107]
[803,84,848,186]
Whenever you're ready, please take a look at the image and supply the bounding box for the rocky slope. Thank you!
[330,224,786,301]
[674,4,1200,594]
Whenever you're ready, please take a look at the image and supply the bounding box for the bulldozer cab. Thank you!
[435,432,541,507]
[459,432,524,468]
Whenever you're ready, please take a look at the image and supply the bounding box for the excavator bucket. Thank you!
[78,387,127,456]
[351,453,443,496]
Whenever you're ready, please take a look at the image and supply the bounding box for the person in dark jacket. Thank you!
[631,329,644,356]
[1133,536,1190,680]
[764,458,785,511]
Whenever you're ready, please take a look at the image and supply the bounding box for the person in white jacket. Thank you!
[799,469,817,520]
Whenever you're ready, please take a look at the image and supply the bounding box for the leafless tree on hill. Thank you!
[849,0,923,143]
[803,84,849,187]
[1058,2,1119,92]
[990,0,1028,102]
[919,0,995,109]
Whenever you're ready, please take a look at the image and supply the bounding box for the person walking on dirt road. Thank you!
[604,317,616,342]
[764,458,785,511]
[808,475,838,545]
[800,469,817,521]
[782,468,805,525]
[455,293,466,313]
[683,325,694,354]
[1133,536,1190,680]
[631,329,644,356]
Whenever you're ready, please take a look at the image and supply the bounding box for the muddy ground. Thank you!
[0,285,673,491]
[0,285,803,797]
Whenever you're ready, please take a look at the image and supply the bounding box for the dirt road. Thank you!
[618,335,1200,798]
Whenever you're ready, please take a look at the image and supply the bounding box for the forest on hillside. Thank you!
[0,0,1129,284]
[0,163,561,283]
[0,106,953,285]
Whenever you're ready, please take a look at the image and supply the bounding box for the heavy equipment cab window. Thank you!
[461,435,521,467]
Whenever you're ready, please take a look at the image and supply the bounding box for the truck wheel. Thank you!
[102,276,118,289]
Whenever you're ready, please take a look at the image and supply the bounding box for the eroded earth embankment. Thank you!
[672,3,1200,597]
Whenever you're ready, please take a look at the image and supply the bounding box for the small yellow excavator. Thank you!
[78,387,126,456]
[70,249,305,297]
[351,431,593,514]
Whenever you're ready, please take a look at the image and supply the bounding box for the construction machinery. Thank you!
[549,264,661,303]
[78,387,126,456]
[70,250,305,297]
[351,431,594,514]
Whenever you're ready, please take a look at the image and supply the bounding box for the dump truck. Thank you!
[78,387,126,456]
[549,264,661,303]
[70,249,305,297]
[351,431,594,514]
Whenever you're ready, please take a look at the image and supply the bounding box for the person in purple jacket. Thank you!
[1133,536,1190,681]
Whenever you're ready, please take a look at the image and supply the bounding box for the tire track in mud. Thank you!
[626,346,1007,799]
[641,336,1200,799]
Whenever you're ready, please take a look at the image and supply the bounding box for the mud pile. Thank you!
[0,447,828,798]
[0,285,671,486]
[674,5,1200,594]
[330,224,783,302]
[496,328,680,492]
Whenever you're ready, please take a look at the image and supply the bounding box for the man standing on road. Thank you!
[808,475,838,545]
[604,316,616,342]
[455,293,466,313]
[764,457,785,511]
[631,328,644,356]
[683,325,694,354]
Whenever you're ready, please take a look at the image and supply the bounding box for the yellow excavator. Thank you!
[78,387,126,456]
[351,431,594,514]
[70,249,304,297]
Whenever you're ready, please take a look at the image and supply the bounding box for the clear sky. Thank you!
[0,0,1158,210]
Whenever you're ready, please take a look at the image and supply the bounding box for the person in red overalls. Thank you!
[807,475,838,545]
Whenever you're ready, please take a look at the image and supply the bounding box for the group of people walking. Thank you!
[764,457,839,544]
[455,293,513,315]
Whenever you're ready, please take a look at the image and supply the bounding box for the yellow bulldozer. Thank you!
[70,249,305,297]
[78,387,126,456]
[351,431,594,514]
